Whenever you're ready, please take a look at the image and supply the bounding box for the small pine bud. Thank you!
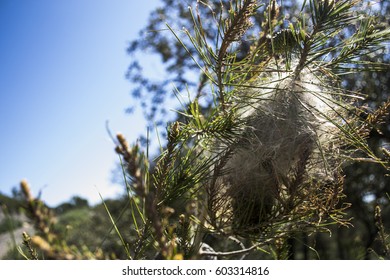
[20,179,33,202]
[168,121,180,142]
[179,214,186,224]
[268,0,280,21]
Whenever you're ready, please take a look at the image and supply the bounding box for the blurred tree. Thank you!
[0,191,21,214]
[55,196,89,215]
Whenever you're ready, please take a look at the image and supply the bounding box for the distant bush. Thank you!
[0,193,21,214]
[0,217,22,235]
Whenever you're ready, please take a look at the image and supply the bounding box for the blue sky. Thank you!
[0,0,161,206]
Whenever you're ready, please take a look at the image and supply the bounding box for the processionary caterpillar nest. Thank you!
[208,60,348,236]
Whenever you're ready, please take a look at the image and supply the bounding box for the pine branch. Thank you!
[216,0,257,110]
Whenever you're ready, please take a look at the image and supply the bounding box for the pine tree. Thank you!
[117,0,390,259]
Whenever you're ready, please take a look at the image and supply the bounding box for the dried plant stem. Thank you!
[374,205,390,258]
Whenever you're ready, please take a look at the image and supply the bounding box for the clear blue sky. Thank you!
[0,0,161,206]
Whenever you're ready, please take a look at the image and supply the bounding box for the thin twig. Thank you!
[199,242,260,258]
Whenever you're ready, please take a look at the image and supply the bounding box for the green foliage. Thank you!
[0,216,22,235]
[0,192,22,214]
[54,196,89,215]
[56,208,92,246]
